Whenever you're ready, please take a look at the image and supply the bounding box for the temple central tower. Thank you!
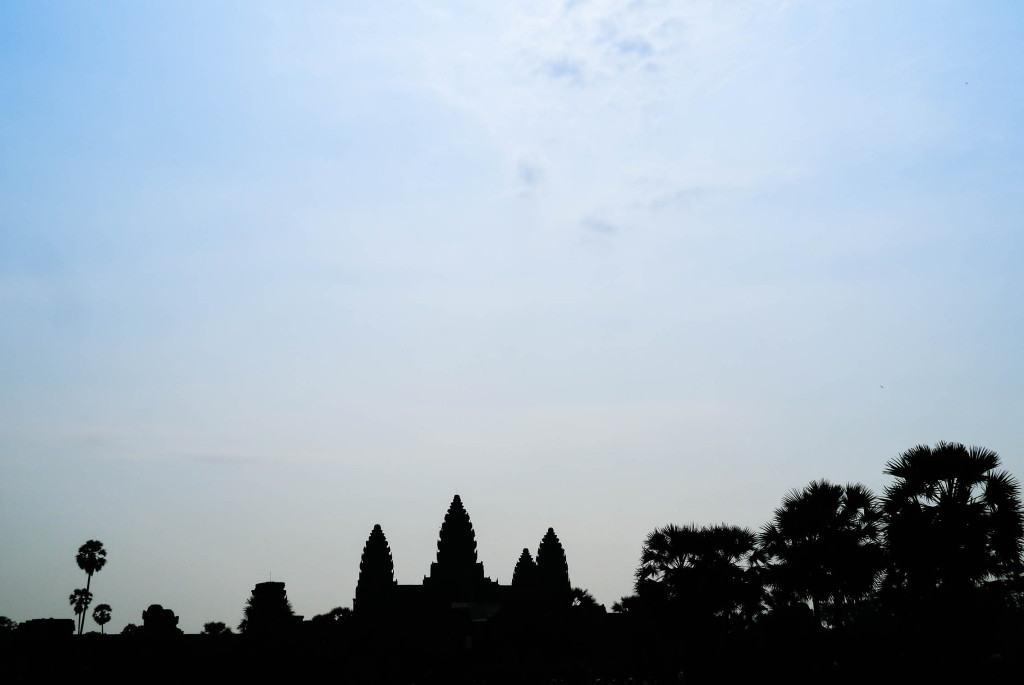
[426,495,487,599]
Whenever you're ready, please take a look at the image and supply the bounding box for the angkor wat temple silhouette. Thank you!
[354,495,572,621]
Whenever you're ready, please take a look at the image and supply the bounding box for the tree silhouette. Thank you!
[883,442,1024,598]
[202,621,232,635]
[759,480,882,626]
[91,603,111,634]
[570,587,606,615]
[69,589,93,632]
[311,606,351,623]
[878,442,1024,662]
[610,595,643,614]
[309,607,352,635]
[74,540,107,635]
[0,616,16,635]
[636,523,763,628]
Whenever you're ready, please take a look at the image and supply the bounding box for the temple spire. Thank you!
[435,495,479,569]
[536,527,572,608]
[354,524,395,615]
[428,495,486,596]
[511,548,536,589]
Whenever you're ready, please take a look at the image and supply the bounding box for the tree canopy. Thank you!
[883,442,1024,597]
[759,480,882,625]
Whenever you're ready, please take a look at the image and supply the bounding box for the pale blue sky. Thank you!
[2,1,1023,633]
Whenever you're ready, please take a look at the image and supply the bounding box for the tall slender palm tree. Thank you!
[69,589,93,632]
[75,540,107,635]
[92,604,111,634]
[882,442,1024,597]
[759,480,882,626]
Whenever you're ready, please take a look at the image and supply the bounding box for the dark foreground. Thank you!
[4,616,1021,685]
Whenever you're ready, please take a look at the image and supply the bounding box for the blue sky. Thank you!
[2,1,1024,633]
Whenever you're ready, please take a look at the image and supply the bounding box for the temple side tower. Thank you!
[354,524,396,616]
[510,547,539,609]
[511,548,537,588]
[536,527,572,608]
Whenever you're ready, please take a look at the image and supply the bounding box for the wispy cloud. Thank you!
[646,186,709,211]
[543,56,586,84]
[583,217,617,235]
[615,36,653,58]
[517,159,544,187]
[187,452,259,466]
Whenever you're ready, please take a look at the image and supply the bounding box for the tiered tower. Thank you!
[425,495,488,600]
[536,527,573,608]
[354,524,396,616]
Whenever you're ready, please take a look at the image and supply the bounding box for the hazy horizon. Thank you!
[2,1,1023,633]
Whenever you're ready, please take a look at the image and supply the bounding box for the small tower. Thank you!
[511,548,537,591]
[354,524,396,616]
[240,582,297,635]
[510,547,539,610]
[536,527,572,608]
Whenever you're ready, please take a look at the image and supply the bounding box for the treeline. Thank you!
[608,441,1024,681]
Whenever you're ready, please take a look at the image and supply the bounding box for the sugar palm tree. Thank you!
[570,587,606,615]
[75,540,107,635]
[636,523,762,628]
[92,604,111,634]
[69,589,93,632]
[882,442,1024,597]
[759,480,882,627]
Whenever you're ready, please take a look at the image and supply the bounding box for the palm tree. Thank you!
[882,442,1024,598]
[570,587,606,615]
[69,589,93,632]
[759,480,883,627]
[92,604,111,634]
[610,595,643,614]
[636,523,763,628]
[571,587,599,607]
[75,540,107,635]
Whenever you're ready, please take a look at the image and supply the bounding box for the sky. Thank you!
[2,0,1023,634]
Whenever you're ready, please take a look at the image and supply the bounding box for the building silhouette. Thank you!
[354,495,571,622]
